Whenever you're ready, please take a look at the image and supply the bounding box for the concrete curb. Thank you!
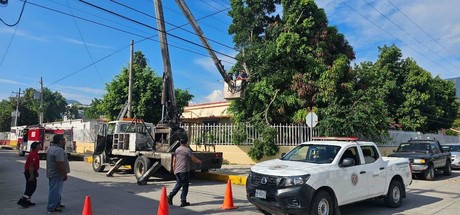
[83,155,247,185]
[194,172,247,186]
[84,156,93,163]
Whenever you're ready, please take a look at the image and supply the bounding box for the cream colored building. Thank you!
[181,101,232,124]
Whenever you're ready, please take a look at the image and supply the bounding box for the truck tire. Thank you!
[309,190,333,215]
[423,164,435,181]
[92,154,105,172]
[18,145,25,157]
[443,160,452,176]
[384,179,403,208]
[134,156,152,181]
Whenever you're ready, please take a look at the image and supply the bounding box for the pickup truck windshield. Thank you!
[396,142,430,153]
[282,144,341,164]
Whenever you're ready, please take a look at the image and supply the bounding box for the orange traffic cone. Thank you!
[82,195,93,215]
[157,187,169,215]
[221,179,238,210]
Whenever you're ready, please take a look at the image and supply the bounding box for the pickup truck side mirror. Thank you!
[280,152,286,158]
[341,158,355,167]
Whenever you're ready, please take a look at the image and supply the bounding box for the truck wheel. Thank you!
[384,179,403,208]
[423,164,435,181]
[309,190,333,215]
[92,154,105,172]
[443,161,452,176]
[134,156,152,180]
[18,145,25,157]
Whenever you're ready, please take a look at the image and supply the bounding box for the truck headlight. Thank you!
[282,175,310,187]
[413,159,426,164]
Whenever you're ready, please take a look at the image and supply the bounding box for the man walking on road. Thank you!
[168,132,201,207]
[46,134,70,214]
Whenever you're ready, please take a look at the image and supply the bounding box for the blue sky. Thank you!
[0,0,459,105]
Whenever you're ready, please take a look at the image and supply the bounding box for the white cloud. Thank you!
[56,85,105,95]
[0,78,29,86]
[203,89,225,103]
[316,0,460,79]
[59,91,97,105]
[58,37,113,49]
[191,89,227,104]
[0,28,48,42]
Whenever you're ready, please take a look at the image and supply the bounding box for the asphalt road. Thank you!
[2,148,460,215]
[0,149,260,215]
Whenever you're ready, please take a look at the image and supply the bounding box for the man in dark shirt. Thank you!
[168,134,201,207]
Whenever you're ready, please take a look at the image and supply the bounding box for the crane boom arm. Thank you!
[174,0,232,84]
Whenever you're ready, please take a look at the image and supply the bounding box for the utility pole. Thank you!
[11,88,22,127]
[39,77,44,124]
[127,40,134,118]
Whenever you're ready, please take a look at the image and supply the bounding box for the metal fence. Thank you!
[182,123,460,146]
[183,123,316,146]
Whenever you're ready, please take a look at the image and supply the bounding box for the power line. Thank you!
[341,1,454,74]
[0,24,18,68]
[0,0,27,27]
[109,0,234,50]
[78,0,236,60]
[65,0,104,83]
[22,0,235,86]
[386,0,458,63]
[362,0,458,73]
[402,34,460,47]
[46,0,215,58]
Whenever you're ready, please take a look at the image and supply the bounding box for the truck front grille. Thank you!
[251,172,279,187]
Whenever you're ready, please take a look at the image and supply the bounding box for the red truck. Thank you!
[17,126,75,158]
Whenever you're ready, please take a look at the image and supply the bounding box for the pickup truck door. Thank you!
[360,145,387,197]
[431,143,444,168]
[332,147,369,205]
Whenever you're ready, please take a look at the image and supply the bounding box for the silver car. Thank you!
[442,143,460,169]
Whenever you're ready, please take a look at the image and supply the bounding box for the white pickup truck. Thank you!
[246,138,412,215]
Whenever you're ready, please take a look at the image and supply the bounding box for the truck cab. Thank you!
[389,139,452,180]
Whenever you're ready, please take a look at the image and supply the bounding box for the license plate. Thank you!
[255,189,266,199]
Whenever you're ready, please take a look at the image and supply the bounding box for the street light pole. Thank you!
[14,88,20,127]
[39,77,44,124]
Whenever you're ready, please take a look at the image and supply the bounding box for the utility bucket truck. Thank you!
[92,119,223,185]
[92,0,241,185]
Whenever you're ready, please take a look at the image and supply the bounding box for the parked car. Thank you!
[389,139,452,180]
[246,137,412,215]
[441,143,460,169]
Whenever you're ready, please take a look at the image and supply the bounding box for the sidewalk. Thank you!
[79,154,252,186]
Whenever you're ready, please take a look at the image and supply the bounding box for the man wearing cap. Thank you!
[46,134,70,214]
[17,141,42,208]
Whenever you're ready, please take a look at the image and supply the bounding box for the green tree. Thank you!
[96,51,193,123]
[228,0,378,158]
[21,88,67,123]
[447,104,460,135]
[84,98,104,119]
[366,45,458,132]
[0,99,14,131]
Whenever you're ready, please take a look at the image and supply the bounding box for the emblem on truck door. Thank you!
[261,177,268,185]
[351,173,358,185]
